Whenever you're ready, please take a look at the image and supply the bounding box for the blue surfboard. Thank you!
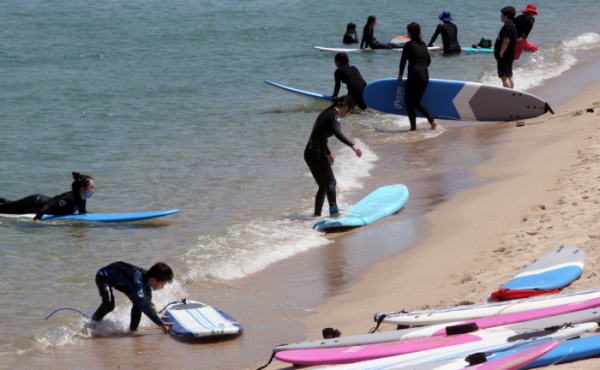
[37,209,181,222]
[501,246,585,291]
[264,80,330,101]
[363,78,552,122]
[313,184,408,230]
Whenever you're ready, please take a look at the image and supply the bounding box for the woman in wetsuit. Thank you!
[360,16,403,50]
[332,52,368,110]
[304,96,362,217]
[428,10,461,54]
[343,23,359,44]
[0,172,94,221]
[398,22,438,131]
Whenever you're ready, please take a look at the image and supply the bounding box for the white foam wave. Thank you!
[332,138,378,192]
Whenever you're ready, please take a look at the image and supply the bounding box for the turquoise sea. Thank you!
[1,0,600,367]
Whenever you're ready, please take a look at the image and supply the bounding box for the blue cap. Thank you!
[439,10,453,21]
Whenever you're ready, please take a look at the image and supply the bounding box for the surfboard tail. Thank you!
[545,102,555,115]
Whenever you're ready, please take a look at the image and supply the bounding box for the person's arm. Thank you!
[428,25,442,47]
[360,27,368,49]
[33,198,59,221]
[426,43,432,67]
[78,199,87,214]
[332,69,342,97]
[398,45,409,82]
[499,37,510,58]
[523,17,535,39]
[129,270,164,327]
[331,116,354,147]
[352,33,359,43]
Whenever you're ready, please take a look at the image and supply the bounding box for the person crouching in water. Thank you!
[332,52,368,110]
[305,96,362,217]
[91,261,175,333]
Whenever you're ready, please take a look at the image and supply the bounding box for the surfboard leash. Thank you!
[44,308,85,320]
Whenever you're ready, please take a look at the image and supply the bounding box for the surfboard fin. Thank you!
[544,102,555,115]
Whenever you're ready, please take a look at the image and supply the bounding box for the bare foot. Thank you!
[430,121,438,130]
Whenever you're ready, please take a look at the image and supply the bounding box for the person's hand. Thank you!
[160,321,174,333]
[499,52,504,58]
[327,154,334,166]
[477,46,482,49]
[30,218,37,222]
[352,145,362,158]
[397,76,403,85]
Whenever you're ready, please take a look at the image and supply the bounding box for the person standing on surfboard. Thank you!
[360,16,403,50]
[343,23,359,44]
[514,4,539,60]
[398,22,438,131]
[0,171,93,221]
[332,52,368,110]
[304,96,362,217]
[428,11,461,54]
[495,6,518,89]
[91,261,175,333]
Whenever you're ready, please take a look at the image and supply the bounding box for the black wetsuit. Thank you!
[399,40,435,130]
[343,32,359,44]
[333,64,368,110]
[514,13,535,39]
[92,262,163,331]
[428,22,461,54]
[360,24,402,50]
[0,191,86,220]
[304,109,354,216]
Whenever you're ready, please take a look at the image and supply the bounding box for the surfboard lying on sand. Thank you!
[314,46,442,53]
[164,299,244,340]
[312,184,408,230]
[374,288,600,326]
[0,209,180,222]
[363,78,553,121]
[264,80,330,101]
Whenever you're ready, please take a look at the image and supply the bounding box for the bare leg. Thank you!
[501,77,513,89]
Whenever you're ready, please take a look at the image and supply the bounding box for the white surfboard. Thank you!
[164,299,244,340]
[314,46,442,53]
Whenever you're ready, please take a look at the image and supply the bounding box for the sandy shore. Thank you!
[267,82,600,368]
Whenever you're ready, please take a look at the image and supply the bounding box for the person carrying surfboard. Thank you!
[304,96,362,217]
[514,4,539,60]
[360,16,403,50]
[495,6,518,89]
[343,23,359,44]
[0,171,93,221]
[91,261,175,333]
[332,52,368,110]
[428,11,461,54]
[398,22,438,131]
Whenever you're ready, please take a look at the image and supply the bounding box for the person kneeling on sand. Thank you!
[92,261,174,333]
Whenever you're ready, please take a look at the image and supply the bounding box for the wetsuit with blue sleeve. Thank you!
[92,261,162,330]
[0,191,86,220]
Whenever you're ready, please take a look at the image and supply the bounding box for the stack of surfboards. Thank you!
[266,246,600,369]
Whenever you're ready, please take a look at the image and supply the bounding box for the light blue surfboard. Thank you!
[36,209,180,222]
[264,80,330,101]
[313,184,408,230]
[363,78,552,122]
[501,246,585,291]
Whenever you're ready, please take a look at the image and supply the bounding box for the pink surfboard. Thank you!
[468,341,558,370]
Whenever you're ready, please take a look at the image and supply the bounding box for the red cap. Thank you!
[521,4,538,15]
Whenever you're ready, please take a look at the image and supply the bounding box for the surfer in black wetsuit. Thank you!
[0,172,94,221]
[332,52,368,110]
[92,261,174,332]
[428,10,461,54]
[304,96,362,217]
[360,16,403,50]
[343,23,359,44]
[399,22,438,131]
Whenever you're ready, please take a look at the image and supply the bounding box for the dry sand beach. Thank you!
[267,77,600,369]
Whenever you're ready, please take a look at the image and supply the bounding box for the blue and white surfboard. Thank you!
[313,184,408,230]
[264,80,330,101]
[164,299,244,340]
[363,78,553,122]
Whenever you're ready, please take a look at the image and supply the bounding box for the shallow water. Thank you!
[1,0,600,364]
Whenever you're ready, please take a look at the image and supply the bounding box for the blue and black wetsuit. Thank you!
[0,191,86,220]
[92,261,163,330]
[304,108,355,216]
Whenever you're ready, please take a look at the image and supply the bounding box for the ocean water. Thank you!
[1,0,600,358]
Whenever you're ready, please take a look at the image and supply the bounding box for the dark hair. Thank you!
[148,262,174,283]
[346,22,356,33]
[334,52,349,66]
[367,15,376,25]
[71,171,93,193]
[329,95,356,111]
[501,6,516,20]
[406,22,421,41]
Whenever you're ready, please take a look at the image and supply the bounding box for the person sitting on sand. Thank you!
[360,15,403,50]
[428,10,462,54]
[332,52,368,110]
[0,171,93,221]
[514,4,539,60]
[343,22,359,44]
[91,261,175,333]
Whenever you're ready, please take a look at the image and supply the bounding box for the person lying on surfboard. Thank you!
[91,261,175,333]
[0,171,94,221]
[332,52,368,110]
[343,22,359,44]
[472,36,494,49]
[360,15,403,50]
[304,96,362,218]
